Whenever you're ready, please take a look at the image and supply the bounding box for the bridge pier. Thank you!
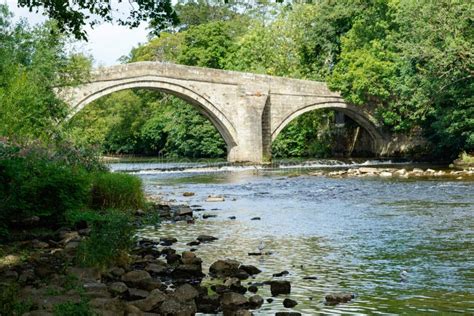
[227,85,269,164]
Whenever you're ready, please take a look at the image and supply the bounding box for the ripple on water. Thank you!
[125,163,474,315]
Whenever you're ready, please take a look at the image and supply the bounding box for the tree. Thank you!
[16,0,178,40]
[0,5,91,141]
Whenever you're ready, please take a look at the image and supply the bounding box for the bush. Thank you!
[0,146,91,233]
[73,209,135,268]
[53,301,94,316]
[90,172,144,211]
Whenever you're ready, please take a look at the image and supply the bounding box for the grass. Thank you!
[90,172,145,211]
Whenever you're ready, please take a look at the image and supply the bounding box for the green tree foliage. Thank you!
[329,0,473,157]
[0,5,91,141]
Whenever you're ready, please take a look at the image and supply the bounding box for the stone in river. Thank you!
[248,294,264,309]
[183,192,195,197]
[270,281,291,296]
[206,195,225,202]
[240,265,262,275]
[273,270,289,277]
[251,217,261,220]
[325,293,355,305]
[197,235,218,242]
[283,298,298,308]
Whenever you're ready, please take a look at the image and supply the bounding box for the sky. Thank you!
[4,0,150,66]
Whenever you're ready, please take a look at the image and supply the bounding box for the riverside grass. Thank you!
[90,172,145,211]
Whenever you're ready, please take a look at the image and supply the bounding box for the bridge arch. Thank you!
[67,77,238,150]
[271,102,385,153]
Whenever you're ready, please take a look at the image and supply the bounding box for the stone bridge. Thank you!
[59,62,404,163]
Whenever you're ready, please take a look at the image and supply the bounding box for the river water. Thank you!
[111,160,474,315]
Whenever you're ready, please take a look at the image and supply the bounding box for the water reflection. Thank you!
[121,162,474,315]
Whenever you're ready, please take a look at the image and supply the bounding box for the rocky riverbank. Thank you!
[310,166,474,179]
[0,199,355,316]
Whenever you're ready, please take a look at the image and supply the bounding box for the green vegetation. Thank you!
[67,0,472,160]
[90,172,144,211]
[73,209,135,268]
[53,301,94,316]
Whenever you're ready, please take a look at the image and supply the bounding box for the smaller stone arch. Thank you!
[271,101,386,153]
[65,77,238,151]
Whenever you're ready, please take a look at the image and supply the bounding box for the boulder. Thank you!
[160,237,177,246]
[206,195,225,202]
[128,288,150,300]
[159,296,197,315]
[325,293,355,305]
[283,298,298,308]
[121,270,152,288]
[209,259,240,278]
[240,265,261,276]
[129,289,166,312]
[272,270,289,277]
[270,281,291,296]
[197,235,218,242]
[83,282,111,298]
[145,263,167,275]
[183,192,195,197]
[89,297,126,316]
[173,284,199,302]
[221,292,248,311]
[108,282,128,296]
[196,295,220,314]
[248,294,263,309]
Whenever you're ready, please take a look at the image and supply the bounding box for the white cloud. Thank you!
[3,0,149,66]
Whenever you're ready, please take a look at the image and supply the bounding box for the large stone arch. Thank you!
[66,76,238,151]
[271,101,386,153]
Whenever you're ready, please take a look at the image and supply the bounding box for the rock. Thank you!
[175,206,193,217]
[240,265,262,275]
[166,253,181,264]
[229,216,236,220]
[359,167,379,174]
[183,192,195,197]
[182,251,196,259]
[412,168,424,173]
[128,288,150,300]
[266,298,274,303]
[394,169,407,176]
[248,285,258,293]
[234,310,252,316]
[187,240,201,246]
[380,171,393,177]
[206,195,225,202]
[283,298,298,308]
[84,282,111,298]
[89,297,126,315]
[160,237,177,246]
[139,279,165,292]
[125,304,143,315]
[209,260,241,278]
[172,263,204,278]
[121,270,152,288]
[197,235,218,242]
[32,239,49,249]
[67,267,101,281]
[250,217,261,221]
[109,282,128,296]
[275,313,302,316]
[173,284,199,302]
[18,269,35,284]
[145,263,167,275]
[272,270,289,277]
[325,293,355,305]
[248,294,264,309]
[221,292,248,311]
[129,289,166,312]
[160,247,176,256]
[302,276,318,280]
[270,281,291,296]
[196,295,220,313]
[109,267,126,277]
[203,214,217,219]
[135,209,145,216]
[159,296,197,315]
[59,231,80,244]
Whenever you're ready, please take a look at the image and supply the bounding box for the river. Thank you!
[111,160,474,315]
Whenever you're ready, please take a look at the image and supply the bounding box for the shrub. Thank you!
[90,172,144,211]
[0,150,91,233]
[0,283,32,315]
[53,301,94,316]
[74,209,135,269]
